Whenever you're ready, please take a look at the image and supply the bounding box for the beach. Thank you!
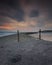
[0,34,52,65]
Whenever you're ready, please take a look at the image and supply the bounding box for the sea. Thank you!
[0,32,16,37]
[30,32,52,42]
[0,32,52,42]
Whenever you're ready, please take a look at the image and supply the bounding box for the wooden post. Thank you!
[17,30,19,42]
[39,29,41,40]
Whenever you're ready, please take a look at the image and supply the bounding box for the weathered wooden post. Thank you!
[17,30,19,42]
[39,29,41,40]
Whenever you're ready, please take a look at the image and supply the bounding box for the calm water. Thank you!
[30,33,52,41]
[0,32,52,41]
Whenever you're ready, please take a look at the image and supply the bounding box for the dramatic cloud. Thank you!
[0,16,37,31]
[0,0,25,21]
[29,10,39,17]
[0,0,52,31]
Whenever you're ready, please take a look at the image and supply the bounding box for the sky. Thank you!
[0,0,52,32]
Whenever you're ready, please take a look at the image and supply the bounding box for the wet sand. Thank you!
[0,34,52,65]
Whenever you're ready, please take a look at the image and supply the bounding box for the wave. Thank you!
[0,33,16,37]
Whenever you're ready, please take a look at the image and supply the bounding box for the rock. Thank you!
[10,54,22,63]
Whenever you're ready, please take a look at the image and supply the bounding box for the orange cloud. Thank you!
[0,25,16,30]
[0,17,37,31]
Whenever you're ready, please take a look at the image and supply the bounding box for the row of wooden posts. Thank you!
[17,29,41,42]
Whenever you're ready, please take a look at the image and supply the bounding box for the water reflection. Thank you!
[30,33,52,41]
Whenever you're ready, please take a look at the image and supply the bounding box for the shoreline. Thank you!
[0,34,52,42]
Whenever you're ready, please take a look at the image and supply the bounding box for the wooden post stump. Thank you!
[39,29,41,40]
[17,30,19,42]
